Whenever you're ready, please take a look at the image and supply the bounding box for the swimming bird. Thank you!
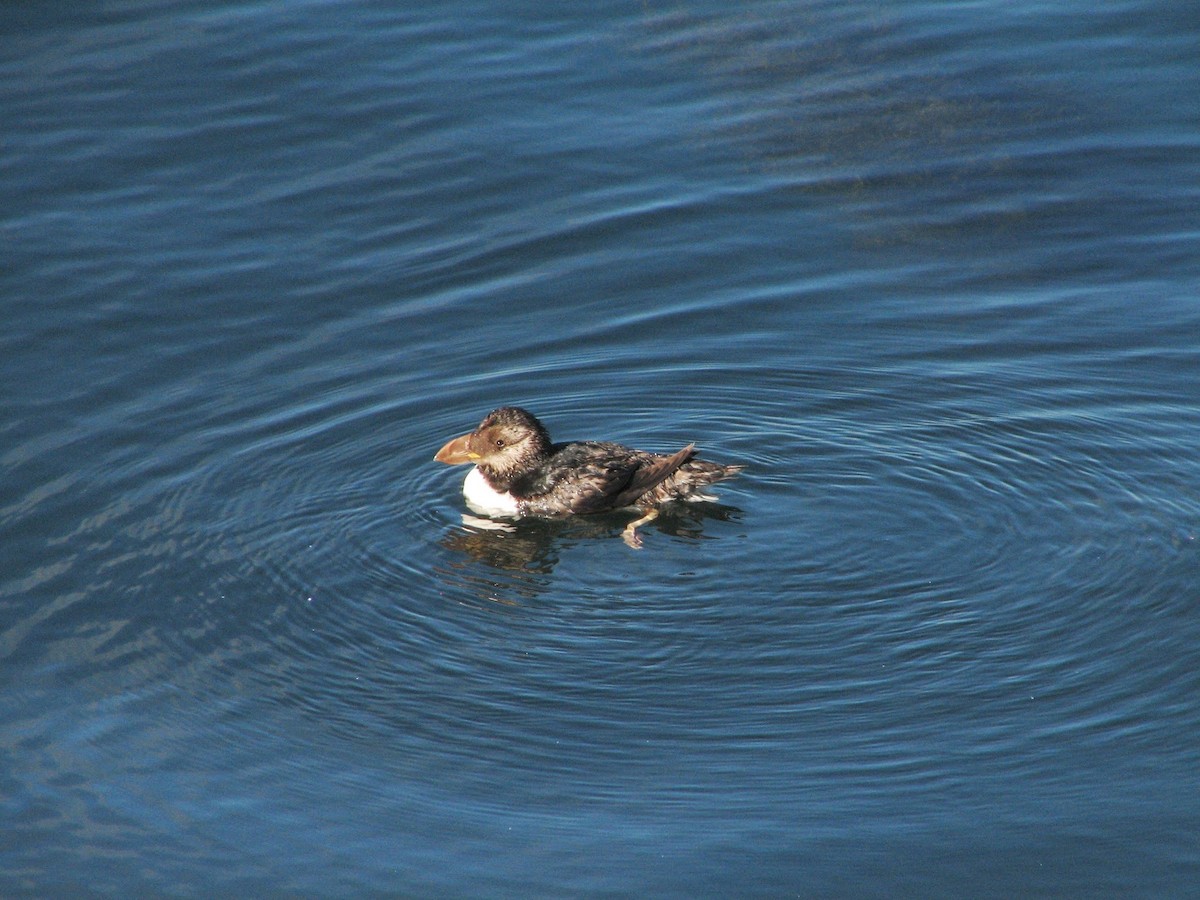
[434,406,743,547]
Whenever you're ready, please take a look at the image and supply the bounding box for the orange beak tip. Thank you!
[434,433,476,465]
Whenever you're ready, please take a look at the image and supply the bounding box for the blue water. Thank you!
[3,1,1199,895]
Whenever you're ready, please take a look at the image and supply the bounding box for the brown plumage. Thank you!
[434,406,743,546]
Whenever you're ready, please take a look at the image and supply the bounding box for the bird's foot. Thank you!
[621,508,659,549]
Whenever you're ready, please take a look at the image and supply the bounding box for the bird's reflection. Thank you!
[438,502,742,584]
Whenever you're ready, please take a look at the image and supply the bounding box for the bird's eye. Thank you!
[495,438,505,448]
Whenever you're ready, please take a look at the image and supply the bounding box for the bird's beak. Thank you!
[434,433,480,465]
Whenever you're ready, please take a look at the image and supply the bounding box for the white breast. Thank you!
[462,466,522,517]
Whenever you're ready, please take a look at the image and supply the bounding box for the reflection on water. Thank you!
[437,501,744,591]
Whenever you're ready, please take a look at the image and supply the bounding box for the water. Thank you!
[3,0,1199,895]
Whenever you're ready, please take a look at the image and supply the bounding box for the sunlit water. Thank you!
[3,1,1199,895]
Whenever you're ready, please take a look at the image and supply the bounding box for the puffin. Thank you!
[434,406,743,547]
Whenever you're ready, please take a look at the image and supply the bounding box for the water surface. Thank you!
[2,0,1199,895]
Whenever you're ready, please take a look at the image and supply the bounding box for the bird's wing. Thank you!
[579,443,695,513]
